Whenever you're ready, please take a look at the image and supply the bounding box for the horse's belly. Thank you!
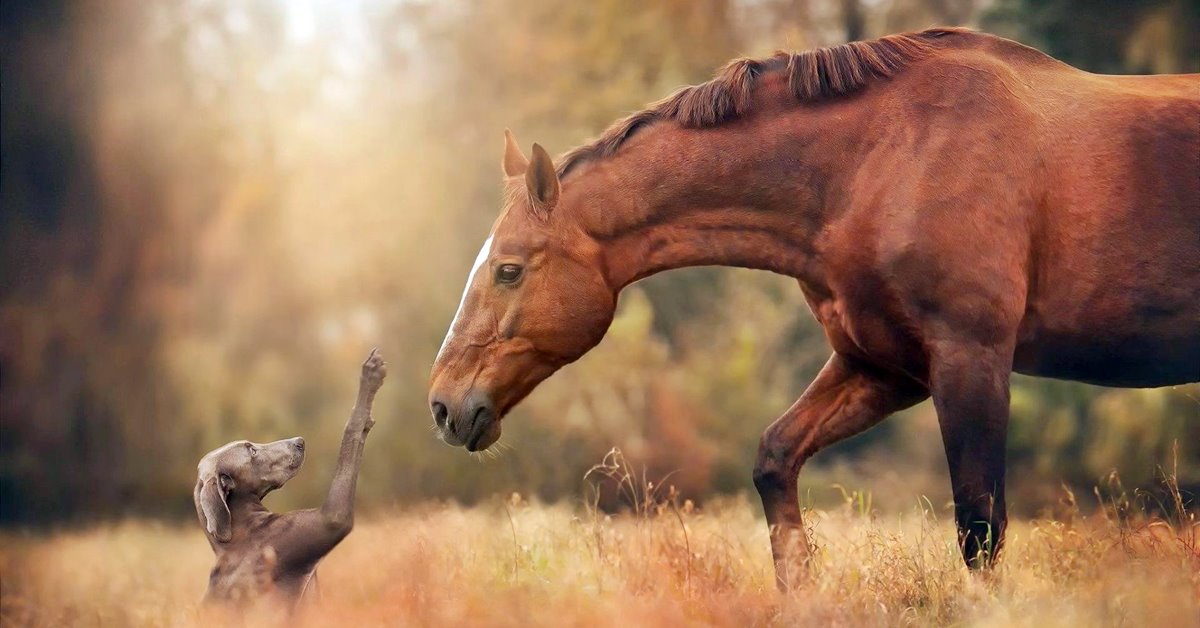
[1013,325,1200,387]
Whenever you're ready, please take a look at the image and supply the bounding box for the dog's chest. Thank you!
[207,544,280,601]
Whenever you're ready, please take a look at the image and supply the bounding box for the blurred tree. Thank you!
[842,0,865,41]
[1,0,1196,523]
[1,0,172,520]
[985,0,1200,73]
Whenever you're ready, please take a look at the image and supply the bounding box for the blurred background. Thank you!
[2,0,1197,525]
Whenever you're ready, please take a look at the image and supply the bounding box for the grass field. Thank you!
[2,481,1197,628]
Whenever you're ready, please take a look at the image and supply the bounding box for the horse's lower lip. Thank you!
[466,422,486,451]
[439,427,466,447]
[465,409,493,451]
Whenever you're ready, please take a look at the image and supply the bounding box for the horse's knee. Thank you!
[752,430,806,498]
[751,457,784,497]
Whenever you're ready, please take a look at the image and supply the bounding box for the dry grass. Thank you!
[2,468,1197,627]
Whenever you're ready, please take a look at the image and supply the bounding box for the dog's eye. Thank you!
[495,264,523,284]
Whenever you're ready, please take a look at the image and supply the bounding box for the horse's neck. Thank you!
[601,203,812,287]
[569,117,843,291]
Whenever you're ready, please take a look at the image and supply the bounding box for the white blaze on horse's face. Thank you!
[436,234,494,362]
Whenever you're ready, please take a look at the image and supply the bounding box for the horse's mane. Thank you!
[557,27,972,178]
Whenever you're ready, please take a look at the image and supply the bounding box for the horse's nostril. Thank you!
[431,401,448,428]
[293,438,305,452]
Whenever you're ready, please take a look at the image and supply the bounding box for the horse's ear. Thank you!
[502,129,528,177]
[525,143,560,214]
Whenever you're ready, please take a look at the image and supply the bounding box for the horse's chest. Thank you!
[807,291,926,378]
[812,299,857,355]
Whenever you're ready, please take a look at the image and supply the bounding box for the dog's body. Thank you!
[194,349,386,605]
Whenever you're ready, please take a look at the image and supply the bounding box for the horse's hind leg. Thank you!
[929,341,1011,569]
[753,353,927,591]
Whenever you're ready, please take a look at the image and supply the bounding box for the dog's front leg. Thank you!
[321,348,386,531]
[258,349,386,601]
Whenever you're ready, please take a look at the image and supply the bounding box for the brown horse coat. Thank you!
[429,28,1199,588]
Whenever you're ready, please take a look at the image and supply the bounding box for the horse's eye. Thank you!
[495,264,523,284]
[245,443,256,456]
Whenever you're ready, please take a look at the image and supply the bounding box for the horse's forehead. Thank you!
[490,209,547,253]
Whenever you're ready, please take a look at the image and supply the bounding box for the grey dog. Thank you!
[194,348,386,605]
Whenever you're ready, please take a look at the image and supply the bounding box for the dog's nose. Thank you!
[291,437,305,452]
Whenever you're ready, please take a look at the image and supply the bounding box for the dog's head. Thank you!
[194,437,306,543]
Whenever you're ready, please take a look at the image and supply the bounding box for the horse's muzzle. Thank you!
[430,393,501,452]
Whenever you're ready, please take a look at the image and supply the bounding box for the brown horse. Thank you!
[428,27,1200,588]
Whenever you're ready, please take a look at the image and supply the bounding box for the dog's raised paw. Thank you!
[361,348,387,390]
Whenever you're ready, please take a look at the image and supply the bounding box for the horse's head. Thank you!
[428,131,616,451]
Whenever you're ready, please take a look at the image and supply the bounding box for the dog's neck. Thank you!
[218,493,273,548]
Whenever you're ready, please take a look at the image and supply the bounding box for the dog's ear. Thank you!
[196,473,233,543]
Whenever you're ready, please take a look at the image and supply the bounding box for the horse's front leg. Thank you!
[929,341,1011,568]
[753,353,928,591]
